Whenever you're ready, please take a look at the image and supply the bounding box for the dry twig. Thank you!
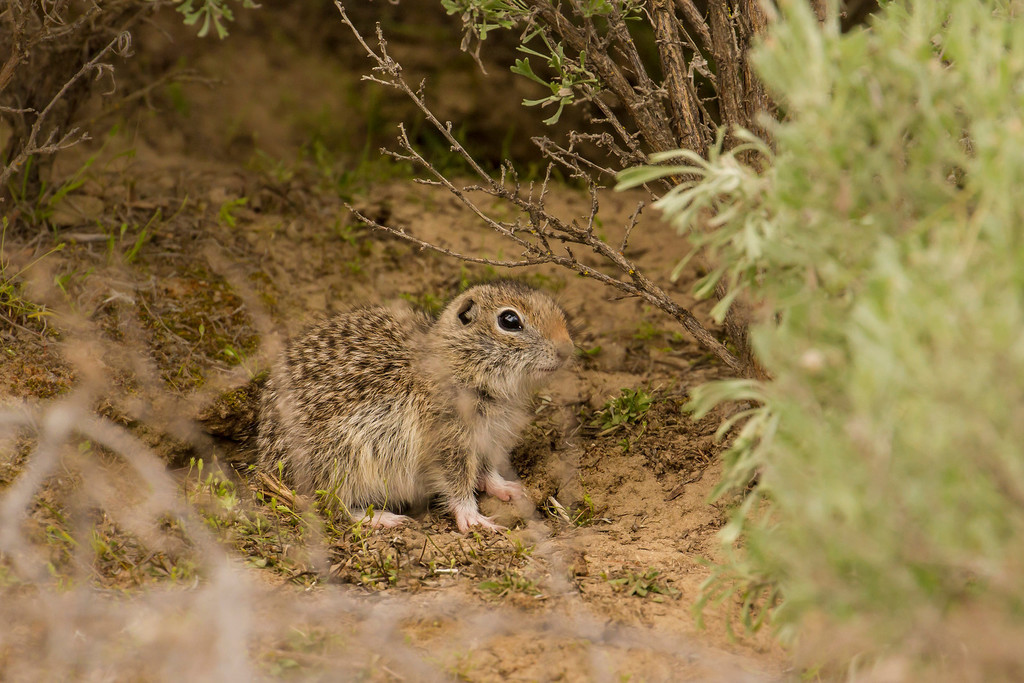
[334,3,746,375]
[0,32,132,191]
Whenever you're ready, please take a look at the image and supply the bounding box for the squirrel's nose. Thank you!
[555,340,575,362]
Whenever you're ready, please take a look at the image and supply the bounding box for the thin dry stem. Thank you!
[335,2,745,374]
[674,0,714,54]
[620,201,646,254]
[334,2,745,375]
[654,0,712,156]
[0,32,131,190]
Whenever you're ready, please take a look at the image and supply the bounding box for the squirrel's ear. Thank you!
[457,298,477,325]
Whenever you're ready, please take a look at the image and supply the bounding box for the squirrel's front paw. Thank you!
[358,509,411,528]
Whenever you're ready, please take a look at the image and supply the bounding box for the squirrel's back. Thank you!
[255,304,434,503]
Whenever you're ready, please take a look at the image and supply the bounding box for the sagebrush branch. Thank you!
[334,2,745,375]
[0,32,131,190]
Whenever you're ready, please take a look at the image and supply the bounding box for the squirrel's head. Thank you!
[434,281,574,398]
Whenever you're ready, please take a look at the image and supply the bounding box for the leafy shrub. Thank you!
[176,0,259,39]
[623,0,1024,673]
[1,0,256,211]
[338,0,777,377]
[604,568,679,600]
[591,387,653,433]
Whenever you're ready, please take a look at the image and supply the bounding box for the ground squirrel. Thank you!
[255,281,574,532]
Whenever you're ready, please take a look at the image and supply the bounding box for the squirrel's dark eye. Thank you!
[497,309,523,331]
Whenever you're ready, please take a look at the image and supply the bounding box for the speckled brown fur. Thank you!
[256,281,574,532]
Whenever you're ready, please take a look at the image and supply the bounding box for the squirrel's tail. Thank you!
[195,371,268,443]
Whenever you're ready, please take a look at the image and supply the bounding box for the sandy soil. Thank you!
[0,4,790,680]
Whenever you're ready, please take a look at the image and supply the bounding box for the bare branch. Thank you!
[0,1,104,97]
[674,0,714,54]
[708,0,774,147]
[0,32,131,190]
[605,6,660,100]
[532,136,615,182]
[653,0,711,156]
[391,125,545,255]
[620,201,646,255]
[345,205,548,269]
[585,93,648,167]
[332,2,747,376]
[708,2,745,132]
[520,0,677,154]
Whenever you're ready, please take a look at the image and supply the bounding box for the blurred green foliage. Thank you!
[174,0,259,39]
[622,0,1024,671]
[591,387,653,433]
[442,0,641,124]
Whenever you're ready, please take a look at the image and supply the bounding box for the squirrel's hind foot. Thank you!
[452,499,505,534]
[479,471,526,503]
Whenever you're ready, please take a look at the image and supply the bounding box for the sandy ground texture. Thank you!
[0,4,790,680]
